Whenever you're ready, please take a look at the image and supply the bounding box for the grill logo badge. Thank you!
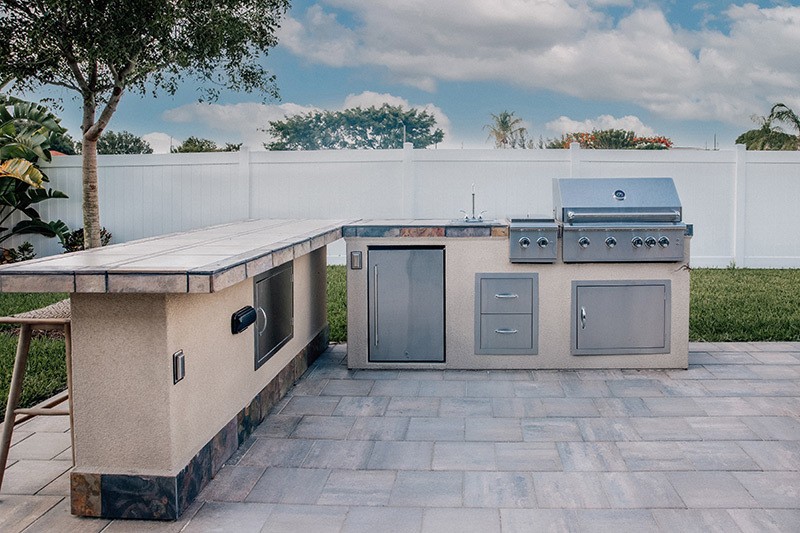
[613,189,626,201]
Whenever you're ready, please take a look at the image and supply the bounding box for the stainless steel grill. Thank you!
[553,177,689,263]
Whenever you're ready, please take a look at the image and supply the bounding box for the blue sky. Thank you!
[36,1,800,152]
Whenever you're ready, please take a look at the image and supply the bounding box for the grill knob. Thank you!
[518,237,531,249]
[537,237,550,248]
[605,236,617,248]
[644,236,657,248]
[578,236,591,249]
[658,236,670,248]
[631,236,644,248]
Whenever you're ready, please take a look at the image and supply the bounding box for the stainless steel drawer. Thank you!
[479,314,534,351]
[480,277,534,314]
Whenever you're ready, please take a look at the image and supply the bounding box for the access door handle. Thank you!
[580,306,587,329]
[495,328,518,334]
[256,307,268,335]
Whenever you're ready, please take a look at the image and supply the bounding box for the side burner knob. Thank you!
[645,236,657,248]
[519,237,531,249]
[658,236,670,248]
[605,236,617,248]
[631,236,644,248]
[537,237,550,248]
[578,236,591,249]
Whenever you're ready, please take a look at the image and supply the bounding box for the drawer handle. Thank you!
[494,293,519,299]
[495,328,518,334]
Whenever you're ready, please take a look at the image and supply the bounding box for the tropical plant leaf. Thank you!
[10,218,60,238]
[24,188,67,204]
[0,158,45,187]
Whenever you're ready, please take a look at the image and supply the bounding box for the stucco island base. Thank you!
[69,248,329,520]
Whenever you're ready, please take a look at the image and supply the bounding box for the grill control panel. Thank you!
[562,226,686,263]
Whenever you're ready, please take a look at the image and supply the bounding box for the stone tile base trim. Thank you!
[70,325,330,521]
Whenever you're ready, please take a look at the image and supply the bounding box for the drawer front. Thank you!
[479,314,533,351]
[480,278,533,314]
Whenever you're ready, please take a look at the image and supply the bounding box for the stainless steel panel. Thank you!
[368,248,444,362]
[571,280,670,355]
[479,314,533,351]
[554,178,682,224]
[562,226,686,262]
[509,226,558,263]
[254,261,294,369]
[480,277,534,314]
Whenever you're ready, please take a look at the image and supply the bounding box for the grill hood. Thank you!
[553,178,682,225]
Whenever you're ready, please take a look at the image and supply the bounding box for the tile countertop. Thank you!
[342,219,510,238]
[0,219,352,294]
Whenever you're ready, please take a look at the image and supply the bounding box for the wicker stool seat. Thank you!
[0,299,73,490]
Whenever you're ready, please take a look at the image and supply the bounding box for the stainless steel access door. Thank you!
[368,247,445,362]
[572,280,671,355]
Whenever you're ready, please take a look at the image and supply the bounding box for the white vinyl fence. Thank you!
[21,144,800,268]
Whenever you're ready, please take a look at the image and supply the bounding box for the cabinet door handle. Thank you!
[494,293,519,299]
[373,265,379,346]
[495,328,518,334]
[256,307,268,336]
[580,306,587,329]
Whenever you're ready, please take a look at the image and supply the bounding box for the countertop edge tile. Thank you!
[0,219,352,293]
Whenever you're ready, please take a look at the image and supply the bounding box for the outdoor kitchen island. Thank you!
[0,218,348,520]
[344,178,693,371]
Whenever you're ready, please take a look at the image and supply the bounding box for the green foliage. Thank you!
[0,95,69,253]
[1,0,290,247]
[0,241,35,264]
[327,265,347,342]
[737,104,800,150]
[94,130,153,155]
[172,136,220,153]
[49,132,78,155]
[484,111,530,148]
[546,129,672,149]
[736,127,796,150]
[61,227,113,253]
[0,94,64,163]
[1,0,290,105]
[265,104,445,150]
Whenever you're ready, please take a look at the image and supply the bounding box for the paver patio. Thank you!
[2,342,799,532]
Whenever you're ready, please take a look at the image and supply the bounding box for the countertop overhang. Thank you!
[0,219,351,294]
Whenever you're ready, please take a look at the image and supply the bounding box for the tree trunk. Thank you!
[81,136,102,248]
[81,94,102,249]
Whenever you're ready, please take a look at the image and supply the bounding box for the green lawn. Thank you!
[2,267,799,417]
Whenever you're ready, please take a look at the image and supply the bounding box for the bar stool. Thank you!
[0,299,72,490]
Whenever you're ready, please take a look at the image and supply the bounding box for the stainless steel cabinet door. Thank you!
[368,248,444,362]
[572,280,670,355]
[254,262,294,369]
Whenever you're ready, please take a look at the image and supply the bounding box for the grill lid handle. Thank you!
[566,210,681,223]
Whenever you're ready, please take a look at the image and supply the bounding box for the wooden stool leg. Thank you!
[0,324,33,489]
[64,323,75,464]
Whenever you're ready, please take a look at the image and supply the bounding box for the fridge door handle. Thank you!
[373,265,379,346]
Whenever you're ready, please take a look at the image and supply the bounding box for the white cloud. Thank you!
[545,115,656,136]
[160,92,454,148]
[141,132,174,154]
[279,2,800,125]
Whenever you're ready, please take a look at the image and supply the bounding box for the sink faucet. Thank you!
[460,183,487,222]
